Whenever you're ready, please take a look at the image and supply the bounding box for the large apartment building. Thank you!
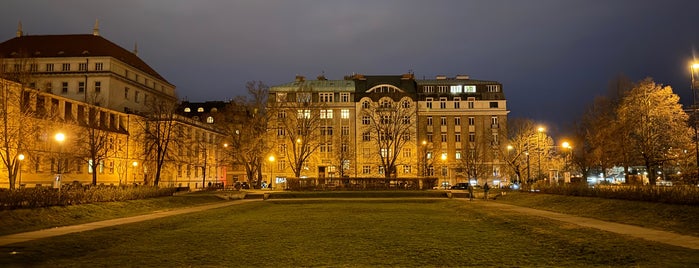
[267,73,509,187]
[0,26,227,189]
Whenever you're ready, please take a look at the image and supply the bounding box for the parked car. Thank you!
[450,183,470,190]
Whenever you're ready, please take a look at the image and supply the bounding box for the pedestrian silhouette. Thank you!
[467,183,474,201]
[483,182,490,200]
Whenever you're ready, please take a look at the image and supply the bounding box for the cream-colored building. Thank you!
[0,26,227,189]
[267,73,509,187]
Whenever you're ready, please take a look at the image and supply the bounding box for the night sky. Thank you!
[2,0,699,133]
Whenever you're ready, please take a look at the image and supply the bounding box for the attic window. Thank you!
[210,108,218,113]
[197,107,204,112]
[58,51,65,55]
[207,116,214,124]
[184,107,191,112]
[82,50,90,55]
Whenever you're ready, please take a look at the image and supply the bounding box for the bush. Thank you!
[0,185,178,210]
[528,183,699,205]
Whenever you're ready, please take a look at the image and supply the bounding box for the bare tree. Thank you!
[0,57,36,189]
[332,131,354,178]
[270,83,325,178]
[360,97,416,178]
[138,97,179,186]
[219,81,269,187]
[73,93,114,185]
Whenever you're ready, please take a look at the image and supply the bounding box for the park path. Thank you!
[0,199,256,247]
[468,199,699,250]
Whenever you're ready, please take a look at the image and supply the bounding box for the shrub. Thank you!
[528,183,699,205]
[0,185,178,210]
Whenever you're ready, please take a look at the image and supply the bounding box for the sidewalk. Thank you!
[468,199,699,250]
[0,199,255,247]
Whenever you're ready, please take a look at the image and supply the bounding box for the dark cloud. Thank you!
[2,0,698,129]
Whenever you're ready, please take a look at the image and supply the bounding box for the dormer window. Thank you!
[184,107,191,113]
[197,107,204,112]
[207,116,214,123]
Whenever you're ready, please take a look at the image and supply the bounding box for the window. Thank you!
[62,63,70,71]
[487,85,500,92]
[454,100,460,109]
[380,148,389,158]
[362,116,370,125]
[363,165,371,174]
[279,144,287,153]
[469,132,475,142]
[402,116,410,124]
[455,117,461,126]
[320,109,333,119]
[379,166,385,175]
[61,82,68,93]
[277,125,286,136]
[94,81,101,93]
[341,126,349,136]
[423,86,434,93]
[491,116,499,127]
[468,101,474,109]
[380,99,392,108]
[135,91,140,103]
[79,63,87,71]
[490,102,499,108]
[440,97,447,109]
[297,92,311,102]
[403,148,412,158]
[207,116,214,123]
[450,85,462,93]
[276,92,287,102]
[440,116,447,126]
[184,107,191,112]
[46,63,54,72]
[403,165,412,174]
[456,151,462,160]
[362,132,371,141]
[438,86,448,93]
[297,109,310,119]
[340,92,350,102]
[362,101,370,109]
[492,133,499,145]
[441,133,447,142]
[464,85,476,93]
[342,143,348,152]
[320,126,333,136]
[319,92,334,102]
[427,116,433,126]
[341,109,350,119]
[468,117,475,125]
[401,100,410,108]
[29,64,38,72]
[78,82,85,93]
[124,87,129,99]
[455,133,461,142]
[427,151,433,160]
[427,133,433,142]
[402,133,411,141]
[380,115,391,124]
[95,63,103,71]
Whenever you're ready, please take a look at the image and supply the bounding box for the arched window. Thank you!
[197,107,204,112]
[184,107,191,112]
[207,116,214,124]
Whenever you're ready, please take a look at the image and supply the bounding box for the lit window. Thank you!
[197,107,204,112]
[184,107,191,112]
[207,116,214,123]
[450,85,462,93]
[340,93,350,102]
[320,109,333,119]
[341,109,350,119]
[464,85,476,93]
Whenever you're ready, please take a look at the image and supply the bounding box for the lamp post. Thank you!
[18,154,24,187]
[441,153,447,189]
[268,155,275,189]
[421,140,427,177]
[525,151,530,184]
[132,161,138,184]
[506,145,517,184]
[54,132,65,188]
[692,63,699,181]
[561,141,572,183]
[537,127,545,183]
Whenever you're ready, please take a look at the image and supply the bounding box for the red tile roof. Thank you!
[0,34,168,83]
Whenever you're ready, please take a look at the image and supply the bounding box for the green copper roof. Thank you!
[271,80,355,92]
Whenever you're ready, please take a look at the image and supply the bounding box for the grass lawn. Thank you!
[0,191,226,236]
[495,191,699,237]
[2,198,698,267]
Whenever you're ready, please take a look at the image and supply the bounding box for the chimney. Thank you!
[436,75,447,80]
[456,75,470,80]
[295,75,305,82]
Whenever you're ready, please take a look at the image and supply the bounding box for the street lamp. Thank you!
[18,154,24,187]
[525,151,530,184]
[132,161,138,184]
[561,141,572,183]
[268,155,275,189]
[441,153,447,189]
[692,63,699,181]
[54,132,65,189]
[537,127,545,183]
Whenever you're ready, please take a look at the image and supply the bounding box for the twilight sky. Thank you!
[2,0,699,132]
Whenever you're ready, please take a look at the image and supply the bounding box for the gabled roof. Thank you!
[0,34,169,83]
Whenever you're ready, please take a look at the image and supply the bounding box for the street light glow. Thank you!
[269,155,275,162]
[537,127,545,133]
[54,133,66,142]
[18,154,25,161]
[132,161,138,167]
[562,141,571,149]
[692,63,699,70]
[507,145,513,150]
